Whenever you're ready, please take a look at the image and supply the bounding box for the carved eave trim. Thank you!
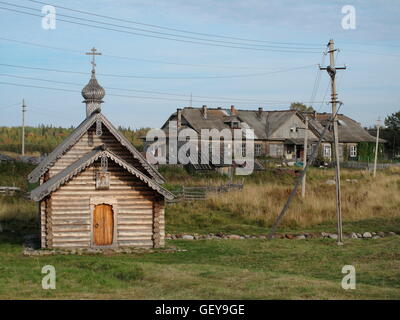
[28,113,165,184]
[30,147,174,202]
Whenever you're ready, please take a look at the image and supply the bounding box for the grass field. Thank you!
[0,228,399,299]
[165,165,400,235]
[0,162,400,299]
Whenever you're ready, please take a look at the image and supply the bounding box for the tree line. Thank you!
[0,125,150,154]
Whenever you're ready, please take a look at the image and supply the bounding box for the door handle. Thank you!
[95,223,99,228]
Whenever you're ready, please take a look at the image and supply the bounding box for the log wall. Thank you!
[40,123,165,249]
[48,124,147,178]
[43,160,165,248]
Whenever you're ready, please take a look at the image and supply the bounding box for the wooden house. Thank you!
[29,50,174,249]
[154,105,382,166]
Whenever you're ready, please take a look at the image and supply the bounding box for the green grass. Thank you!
[0,161,36,191]
[165,200,400,235]
[0,228,399,299]
[1,162,400,299]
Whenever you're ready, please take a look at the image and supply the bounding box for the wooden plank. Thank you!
[52,225,91,232]
[118,226,153,231]
[52,237,91,242]
[53,231,90,238]
[51,218,89,224]
[118,240,153,246]
[52,242,90,248]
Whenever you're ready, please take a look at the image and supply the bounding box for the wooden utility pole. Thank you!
[320,39,346,245]
[268,114,334,240]
[21,99,26,156]
[301,114,309,198]
[373,118,381,178]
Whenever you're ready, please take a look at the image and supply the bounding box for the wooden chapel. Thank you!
[29,48,174,249]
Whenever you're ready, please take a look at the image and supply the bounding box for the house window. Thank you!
[324,144,331,158]
[349,145,357,158]
[255,143,262,156]
[308,144,315,156]
[232,121,240,129]
[241,143,246,157]
[270,144,284,157]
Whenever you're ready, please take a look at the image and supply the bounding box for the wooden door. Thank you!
[93,204,114,246]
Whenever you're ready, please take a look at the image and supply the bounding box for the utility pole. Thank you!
[320,39,346,245]
[301,114,309,198]
[21,99,26,156]
[373,118,381,178]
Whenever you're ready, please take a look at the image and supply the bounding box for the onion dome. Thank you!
[82,69,105,102]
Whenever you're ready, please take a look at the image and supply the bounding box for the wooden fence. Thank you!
[340,161,400,170]
[0,186,22,196]
[167,181,244,203]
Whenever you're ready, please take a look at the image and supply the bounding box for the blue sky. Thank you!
[0,0,399,129]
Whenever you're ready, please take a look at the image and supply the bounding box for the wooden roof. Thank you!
[30,145,174,201]
[163,107,379,144]
[315,113,382,143]
[28,112,165,184]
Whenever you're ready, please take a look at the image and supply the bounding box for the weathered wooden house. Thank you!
[29,51,174,249]
[154,105,382,166]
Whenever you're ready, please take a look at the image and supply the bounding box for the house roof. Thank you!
[28,112,165,184]
[30,145,174,201]
[236,110,297,139]
[315,113,381,143]
[164,107,299,140]
[163,107,381,144]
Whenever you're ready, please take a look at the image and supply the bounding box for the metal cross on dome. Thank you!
[85,47,102,71]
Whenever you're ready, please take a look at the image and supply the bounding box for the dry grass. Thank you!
[205,167,400,228]
[0,196,36,221]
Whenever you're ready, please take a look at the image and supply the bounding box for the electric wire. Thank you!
[0,73,324,104]
[0,62,316,80]
[27,0,323,47]
[0,5,322,53]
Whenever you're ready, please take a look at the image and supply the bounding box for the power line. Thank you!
[25,1,400,55]
[1,1,322,51]
[346,49,400,58]
[309,52,326,108]
[316,50,340,113]
[27,0,322,47]
[0,102,20,110]
[0,73,324,104]
[0,80,322,107]
[0,5,322,53]
[0,37,311,70]
[0,62,316,80]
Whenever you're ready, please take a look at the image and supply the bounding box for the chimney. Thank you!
[230,105,236,116]
[177,108,182,129]
[258,107,263,118]
[202,105,208,119]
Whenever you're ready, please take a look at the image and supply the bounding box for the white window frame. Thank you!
[349,145,357,157]
[255,143,262,156]
[324,144,331,158]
